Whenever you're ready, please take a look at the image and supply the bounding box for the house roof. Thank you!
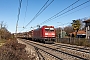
[83,19,90,23]
[77,30,86,35]
[70,30,86,35]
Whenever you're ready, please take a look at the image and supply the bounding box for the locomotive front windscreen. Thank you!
[50,28,54,31]
[44,27,55,38]
[45,28,49,31]
[45,28,54,32]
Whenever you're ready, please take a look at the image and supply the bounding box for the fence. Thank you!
[56,38,90,47]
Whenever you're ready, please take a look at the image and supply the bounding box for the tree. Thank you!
[64,25,74,34]
[55,27,62,38]
[0,21,11,40]
[71,19,81,37]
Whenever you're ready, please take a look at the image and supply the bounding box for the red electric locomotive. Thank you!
[32,25,56,43]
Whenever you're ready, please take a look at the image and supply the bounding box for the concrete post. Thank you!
[86,27,88,39]
[61,29,62,38]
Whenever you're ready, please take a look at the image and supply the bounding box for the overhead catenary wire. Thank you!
[55,4,90,27]
[21,0,54,32]
[39,0,90,26]
[16,0,22,33]
[46,0,80,23]
[39,0,80,25]
[21,0,90,32]
[60,4,90,20]
[24,0,54,28]
[34,0,54,19]
[22,0,81,31]
[23,0,28,27]
[23,0,49,28]
[21,0,79,32]
[31,0,80,28]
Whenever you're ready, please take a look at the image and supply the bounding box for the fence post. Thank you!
[69,37,71,44]
[56,37,58,43]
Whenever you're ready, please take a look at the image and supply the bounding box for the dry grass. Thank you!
[0,39,7,46]
[0,39,36,60]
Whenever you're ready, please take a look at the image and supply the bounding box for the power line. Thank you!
[21,0,54,32]
[21,0,79,31]
[23,0,28,27]
[23,0,50,29]
[16,0,22,33]
[31,0,80,28]
[34,0,54,19]
[55,4,90,27]
[29,3,90,32]
[39,0,80,25]
[39,0,90,25]
[21,0,90,32]
[25,0,54,27]
[48,3,90,28]
[59,4,90,20]
[31,0,50,20]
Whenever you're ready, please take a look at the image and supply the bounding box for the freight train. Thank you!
[18,25,56,43]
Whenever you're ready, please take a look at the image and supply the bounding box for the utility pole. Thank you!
[0,23,2,40]
[61,29,62,38]
[15,21,18,39]
[15,0,22,39]
[0,24,1,29]
[58,22,64,38]
[0,24,1,40]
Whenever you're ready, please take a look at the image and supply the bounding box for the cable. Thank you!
[21,0,79,31]
[23,0,50,29]
[39,0,80,25]
[21,0,90,32]
[21,0,54,32]
[60,4,90,19]
[20,0,49,32]
[23,0,28,27]
[51,4,90,28]
[34,0,54,19]
[25,0,54,27]
[31,0,80,28]
[55,4,90,28]
[25,0,54,28]
[39,0,90,25]
[16,0,22,33]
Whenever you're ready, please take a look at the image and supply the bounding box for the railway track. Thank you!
[47,43,90,60]
[20,39,90,60]
[22,40,62,60]
[52,43,90,53]
[34,47,46,60]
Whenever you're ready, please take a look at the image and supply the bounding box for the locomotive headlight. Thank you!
[52,33,55,35]
[45,33,48,35]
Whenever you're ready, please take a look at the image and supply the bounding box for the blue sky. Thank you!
[0,0,90,33]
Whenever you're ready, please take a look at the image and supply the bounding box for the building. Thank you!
[83,19,90,39]
[69,30,86,38]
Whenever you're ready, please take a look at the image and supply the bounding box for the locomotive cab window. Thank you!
[50,28,54,32]
[45,28,49,31]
